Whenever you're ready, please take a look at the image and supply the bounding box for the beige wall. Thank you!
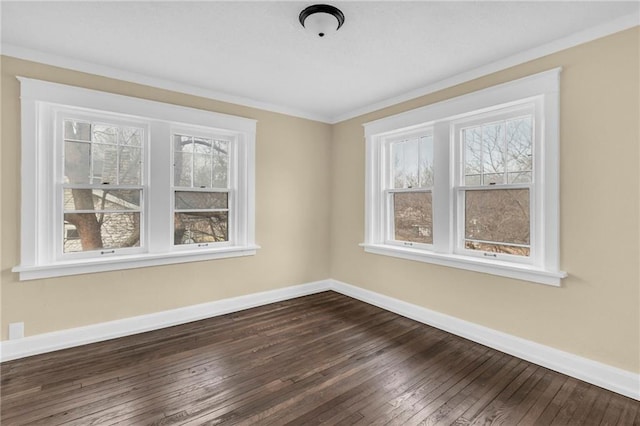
[0,56,333,339]
[2,27,639,375]
[330,27,640,373]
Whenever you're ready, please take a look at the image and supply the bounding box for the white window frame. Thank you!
[383,126,434,251]
[13,78,258,281]
[170,126,236,250]
[362,69,567,286]
[55,109,149,261]
[452,103,537,265]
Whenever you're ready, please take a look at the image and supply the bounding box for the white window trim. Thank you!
[362,68,567,286]
[13,77,258,281]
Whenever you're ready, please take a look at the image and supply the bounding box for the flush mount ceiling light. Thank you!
[299,4,345,38]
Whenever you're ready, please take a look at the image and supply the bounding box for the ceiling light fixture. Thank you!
[299,4,345,38]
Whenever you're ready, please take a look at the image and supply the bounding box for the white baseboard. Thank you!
[1,277,637,400]
[0,280,330,363]
[326,279,640,401]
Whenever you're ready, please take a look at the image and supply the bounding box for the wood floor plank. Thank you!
[516,372,567,425]
[182,324,427,425]
[1,291,637,426]
[565,384,606,425]
[284,336,458,425]
[421,353,534,425]
[549,380,595,425]
[358,348,512,425]
[580,392,613,426]
[599,395,625,426]
[404,353,526,425]
[616,397,639,426]
[431,358,528,425]
[464,364,540,425]
[498,368,556,425]
[354,343,496,425]
[69,306,404,425]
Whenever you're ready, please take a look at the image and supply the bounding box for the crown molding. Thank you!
[0,44,333,124]
[1,13,637,126]
[329,13,640,124]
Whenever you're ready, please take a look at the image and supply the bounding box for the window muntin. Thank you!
[60,115,145,257]
[172,133,232,247]
[385,130,434,247]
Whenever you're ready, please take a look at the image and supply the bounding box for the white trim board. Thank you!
[0,44,331,124]
[0,280,329,363]
[328,279,640,401]
[1,278,638,400]
[2,13,638,125]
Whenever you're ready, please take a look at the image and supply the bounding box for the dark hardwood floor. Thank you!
[1,291,638,425]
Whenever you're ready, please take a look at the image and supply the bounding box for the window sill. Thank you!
[12,245,261,281]
[360,243,567,286]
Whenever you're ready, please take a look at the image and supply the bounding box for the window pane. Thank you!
[119,146,142,185]
[174,135,196,187]
[508,171,532,184]
[64,189,141,211]
[506,117,533,183]
[63,212,140,253]
[193,138,212,155]
[64,120,91,141]
[465,189,530,256]
[174,151,193,187]
[175,191,228,210]
[464,127,482,185]
[393,192,432,244]
[174,136,229,188]
[193,154,212,188]
[464,116,533,186]
[418,136,434,187]
[174,212,228,244]
[65,121,144,186]
[92,144,118,184]
[64,141,91,184]
[92,124,118,145]
[120,127,142,146]
[391,135,433,189]
[174,135,193,152]
[482,122,505,184]
[213,140,229,188]
[464,240,530,257]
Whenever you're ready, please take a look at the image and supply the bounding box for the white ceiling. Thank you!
[2,1,639,123]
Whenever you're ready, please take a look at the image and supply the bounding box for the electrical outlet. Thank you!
[9,322,24,340]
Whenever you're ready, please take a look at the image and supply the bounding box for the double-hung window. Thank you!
[363,69,567,286]
[385,128,434,248]
[61,113,146,257]
[172,131,232,247]
[14,78,257,280]
[454,105,535,262]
